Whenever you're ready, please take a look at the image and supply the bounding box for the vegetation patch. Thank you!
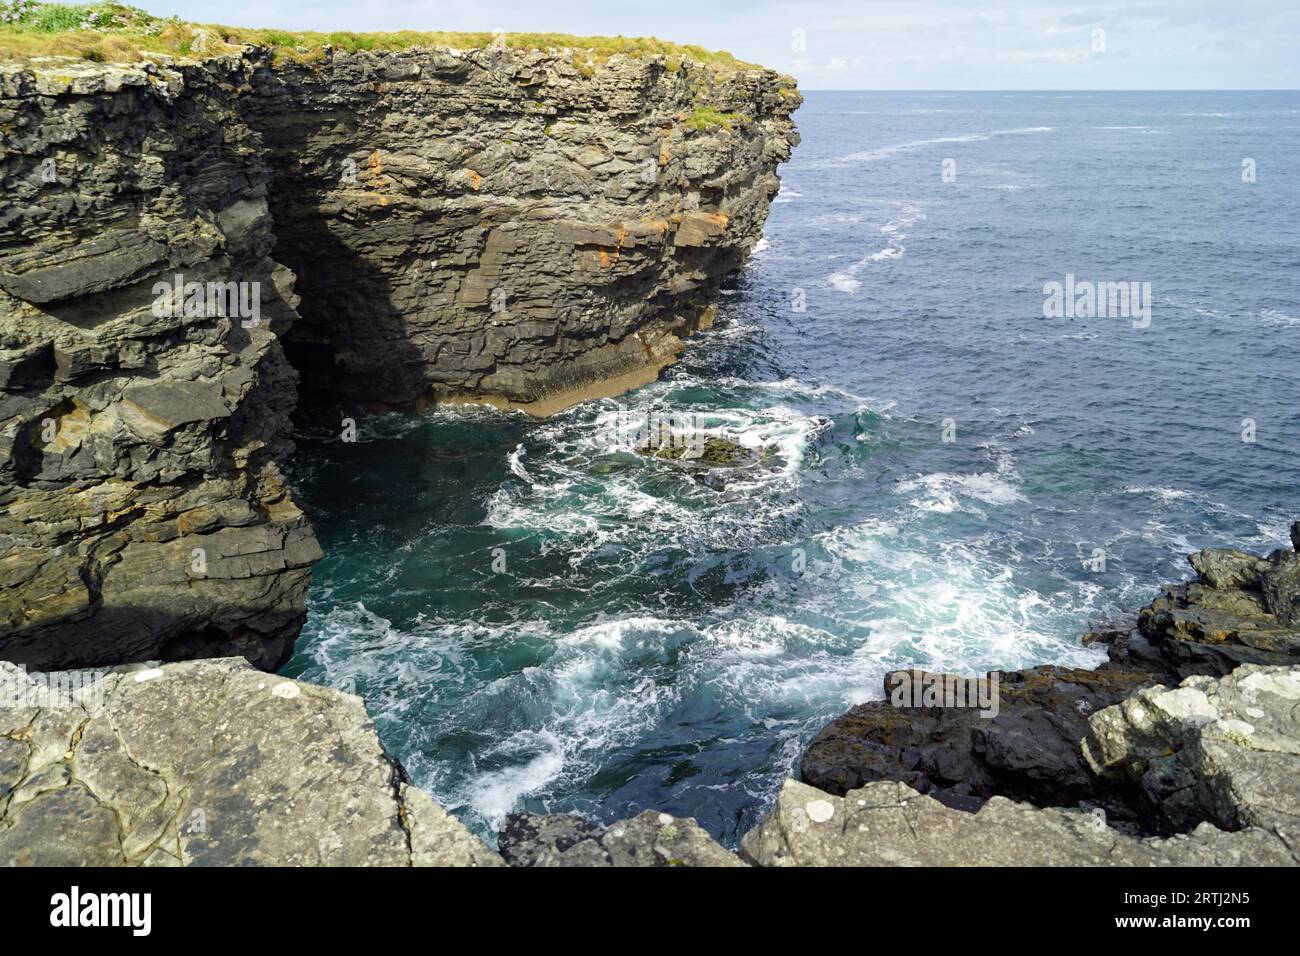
[685,106,749,132]
[0,4,758,69]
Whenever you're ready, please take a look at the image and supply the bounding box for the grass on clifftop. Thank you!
[0,2,757,68]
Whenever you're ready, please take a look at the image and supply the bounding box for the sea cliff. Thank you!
[0,44,799,670]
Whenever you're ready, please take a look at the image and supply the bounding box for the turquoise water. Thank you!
[283,91,1300,845]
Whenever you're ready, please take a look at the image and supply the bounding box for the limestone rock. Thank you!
[0,659,501,866]
[1,55,320,670]
[1137,545,1300,677]
[241,47,799,410]
[499,808,745,867]
[740,779,1296,866]
[1083,664,1300,839]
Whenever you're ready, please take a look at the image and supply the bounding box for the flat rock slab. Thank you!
[0,658,501,866]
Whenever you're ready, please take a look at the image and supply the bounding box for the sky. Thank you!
[147,1,1300,90]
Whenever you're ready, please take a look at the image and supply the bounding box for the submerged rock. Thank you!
[639,434,757,467]
[499,809,745,867]
[0,658,501,866]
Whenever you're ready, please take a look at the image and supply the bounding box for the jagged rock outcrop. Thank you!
[499,808,744,867]
[242,47,799,412]
[0,57,320,671]
[800,528,1300,828]
[1084,664,1300,844]
[800,663,1155,821]
[0,657,502,866]
[0,47,797,669]
[740,777,1296,867]
[1133,538,1300,678]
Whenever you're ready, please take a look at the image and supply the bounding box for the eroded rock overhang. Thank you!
[0,47,800,670]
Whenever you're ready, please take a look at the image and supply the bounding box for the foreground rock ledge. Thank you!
[0,658,500,866]
[740,775,1296,867]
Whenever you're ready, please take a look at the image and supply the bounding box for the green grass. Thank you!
[0,4,759,69]
[29,3,88,31]
[685,105,749,132]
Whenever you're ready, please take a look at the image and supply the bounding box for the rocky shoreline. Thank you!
[4,530,1297,866]
[2,39,1296,869]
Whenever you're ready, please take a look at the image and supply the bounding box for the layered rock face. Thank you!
[0,57,321,671]
[241,47,800,411]
[1,47,797,669]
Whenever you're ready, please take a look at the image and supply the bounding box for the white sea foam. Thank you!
[827,204,925,294]
[465,730,566,825]
[1258,309,1300,327]
[815,521,1106,691]
[895,444,1026,515]
[817,126,1055,166]
[1122,485,1196,503]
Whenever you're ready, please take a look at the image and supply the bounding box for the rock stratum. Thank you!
[0,46,799,671]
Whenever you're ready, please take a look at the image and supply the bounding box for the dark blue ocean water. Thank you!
[283,91,1300,846]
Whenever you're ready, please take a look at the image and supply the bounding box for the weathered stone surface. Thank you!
[0,658,502,866]
[740,778,1297,866]
[499,808,744,867]
[1084,664,1300,844]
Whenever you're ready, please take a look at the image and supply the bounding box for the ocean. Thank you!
[282,91,1300,846]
